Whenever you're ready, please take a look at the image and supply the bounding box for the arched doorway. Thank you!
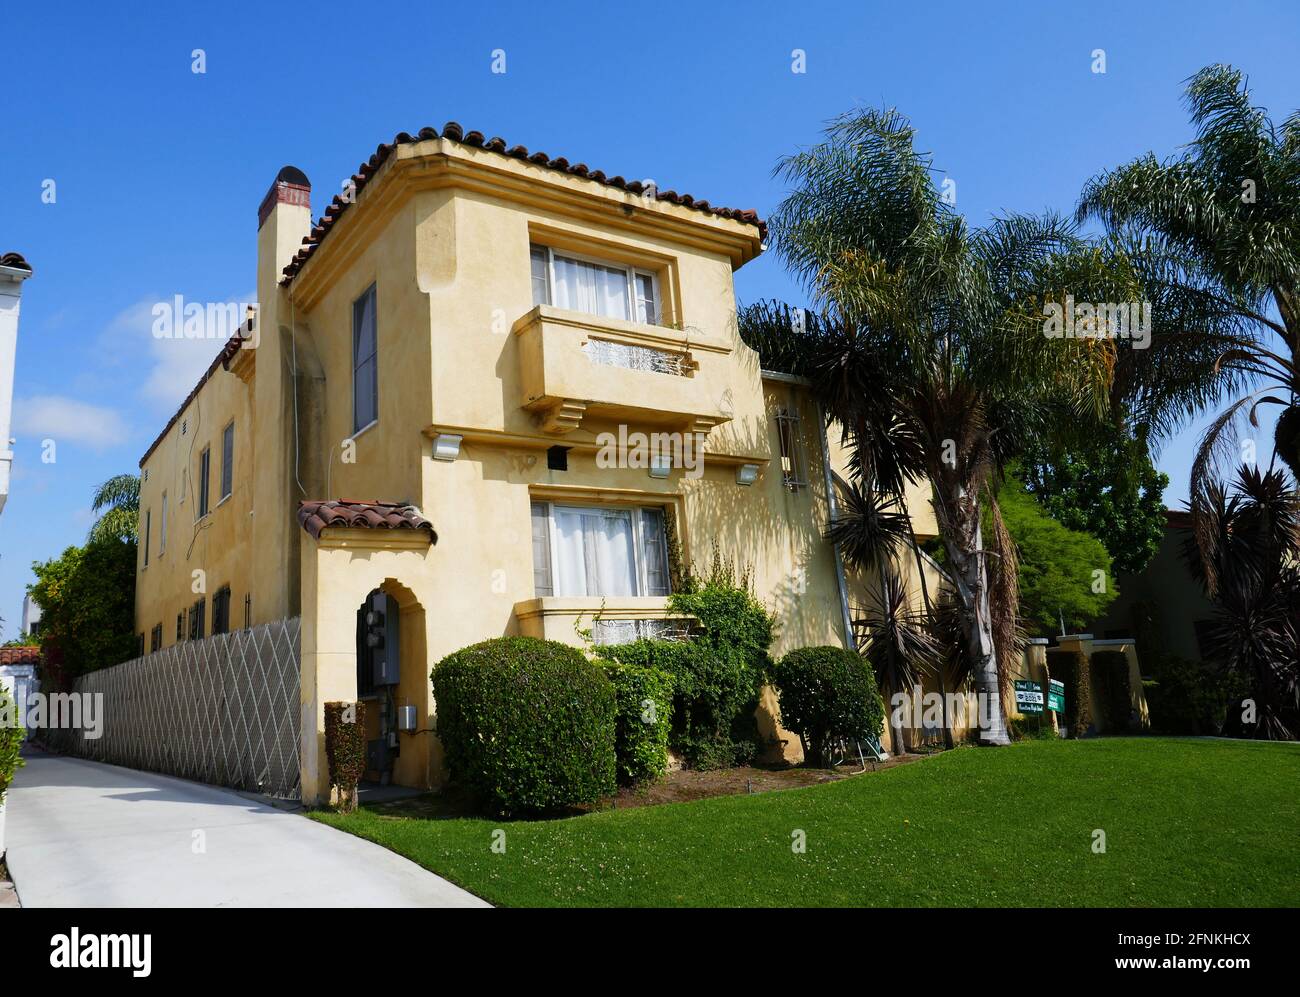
[355,580,431,789]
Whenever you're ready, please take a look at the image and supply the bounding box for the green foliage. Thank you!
[1020,431,1168,577]
[1048,648,1093,738]
[602,663,674,785]
[432,637,616,814]
[998,474,1118,636]
[324,701,368,813]
[88,473,140,544]
[593,575,775,769]
[1008,715,1059,740]
[770,646,884,767]
[1144,655,1241,735]
[29,539,137,684]
[0,681,25,805]
[1090,651,1133,732]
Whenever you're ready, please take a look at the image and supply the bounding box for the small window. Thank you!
[530,501,672,598]
[150,624,163,653]
[137,634,145,658]
[143,509,151,567]
[529,244,661,326]
[212,586,231,635]
[189,598,206,641]
[221,422,234,500]
[244,593,252,630]
[776,401,807,491]
[159,493,168,555]
[353,284,378,433]
[198,447,211,517]
[176,613,184,642]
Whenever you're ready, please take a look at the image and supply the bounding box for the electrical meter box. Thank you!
[363,592,401,686]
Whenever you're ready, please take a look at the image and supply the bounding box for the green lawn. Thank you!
[311,737,1300,907]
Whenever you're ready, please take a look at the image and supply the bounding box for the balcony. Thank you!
[512,305,734,435]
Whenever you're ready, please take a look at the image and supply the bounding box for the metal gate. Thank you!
[44,618,301,799]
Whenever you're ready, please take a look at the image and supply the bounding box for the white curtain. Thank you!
[552,506,637,596]
[552,254,630,321]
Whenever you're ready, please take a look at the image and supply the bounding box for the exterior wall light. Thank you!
[431,434,462,462]
[736,464,760,486]
[648,455,672,479]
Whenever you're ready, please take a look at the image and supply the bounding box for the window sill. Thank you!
[513,595,679,621]
[350,419,379,442]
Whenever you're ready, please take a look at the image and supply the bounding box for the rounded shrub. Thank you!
[771,646,884,767]
[432,637,616,813]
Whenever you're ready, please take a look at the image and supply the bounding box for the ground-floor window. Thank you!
[530,501,670,598]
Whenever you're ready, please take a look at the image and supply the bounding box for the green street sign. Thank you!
[1014,679,1044,715]
[1048,678,1065,713]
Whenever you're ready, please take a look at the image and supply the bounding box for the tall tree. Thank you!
[1078,65,1300,549]
[743,107,1133,744]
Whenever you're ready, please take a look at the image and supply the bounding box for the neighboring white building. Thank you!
[20,592,40,639]
[0,251,34,516]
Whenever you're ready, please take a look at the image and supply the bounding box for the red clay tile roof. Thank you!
[1,252,32,272]
[138,327,250,468]
[280,122,766,285]
[0,646,40,665]
[298,500,437,542]
[1166,509,1194,530]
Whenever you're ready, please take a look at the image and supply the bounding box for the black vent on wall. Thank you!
[547,446,569,472]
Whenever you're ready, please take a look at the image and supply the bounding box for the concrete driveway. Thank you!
[4,750,489,907]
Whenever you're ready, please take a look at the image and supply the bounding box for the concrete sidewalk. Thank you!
[4,750,489,907]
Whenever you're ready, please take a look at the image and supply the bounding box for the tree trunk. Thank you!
[940,495,1010,746]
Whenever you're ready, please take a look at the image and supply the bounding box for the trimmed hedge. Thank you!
[0,682,25,806]
[1047,648,1092,738]
[770,646,884,767]
[324,701,367,812]
[1090,651,1132,732]
[432,637,615,814]
[603,662,674,785]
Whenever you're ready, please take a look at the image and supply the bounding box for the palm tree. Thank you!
[1077,64,1300,509]
[742,107,1132,745]
[1180,464,1300,739]
[88,473,140,544]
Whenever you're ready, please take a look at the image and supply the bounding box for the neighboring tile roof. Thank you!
[138,329,250,467]
[0,252,32,272]
[280,121,766,285]
[298,500,438,542]
[1166,509,1194,530]
[0,646,40,666]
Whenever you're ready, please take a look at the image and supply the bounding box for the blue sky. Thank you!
[2,0,1298,636]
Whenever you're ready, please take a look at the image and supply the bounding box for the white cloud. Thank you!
[100,292,257,409]
[12,395,131,450]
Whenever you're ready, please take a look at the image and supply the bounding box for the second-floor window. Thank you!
[221,421,234,500]
[353,284,378,433]
[530,245,659,325]
[150,624,162,653]
[189,597,206,641]
[198,446,211,517]
[143,509,151,567]
[531,501,670,598]
[160,493,168,556]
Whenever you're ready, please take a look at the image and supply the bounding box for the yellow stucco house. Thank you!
[134,123,937,804]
